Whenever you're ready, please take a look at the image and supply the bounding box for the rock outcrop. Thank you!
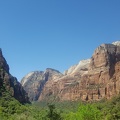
[0,49,29,103]
[21,41,120,102]
[21,68,63,101]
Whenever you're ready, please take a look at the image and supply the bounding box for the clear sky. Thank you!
[0,0,120,81]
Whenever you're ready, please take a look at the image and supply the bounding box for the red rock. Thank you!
[39,42,120,101]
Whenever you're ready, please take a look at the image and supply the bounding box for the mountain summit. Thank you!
[21,68,63,101]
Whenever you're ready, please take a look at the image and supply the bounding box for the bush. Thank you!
[65,103,102,120]
[42,104,63,120]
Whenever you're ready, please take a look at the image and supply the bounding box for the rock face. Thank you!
[21,68,63,101]
[39,41,120,101]
[21,41,120,102]
[0,49,29,103]
[64,59,90,75]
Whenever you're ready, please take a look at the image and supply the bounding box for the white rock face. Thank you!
[112,41,120,46]
[72,59,90,74]
[64,59,90,75]
[21,72,34,86]
[64,64,77,75]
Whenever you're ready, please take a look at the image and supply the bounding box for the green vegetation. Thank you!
[64,104,102,120]
[0,92,120,120]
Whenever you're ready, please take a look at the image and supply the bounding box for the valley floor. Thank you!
[0,93,120,120]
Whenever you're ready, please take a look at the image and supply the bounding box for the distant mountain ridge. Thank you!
[21,68,63,101]
[21,41,120,102]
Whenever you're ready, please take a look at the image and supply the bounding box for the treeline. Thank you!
[0,92,120,120]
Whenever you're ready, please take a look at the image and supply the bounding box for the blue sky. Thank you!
[0,0,120,81]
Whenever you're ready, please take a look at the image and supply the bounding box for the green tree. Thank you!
[45,104,62,120]
[65,104,102,120]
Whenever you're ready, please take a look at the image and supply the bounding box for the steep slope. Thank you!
[0,49,29,103]
[39,41,120,101]
[21,68,63,101]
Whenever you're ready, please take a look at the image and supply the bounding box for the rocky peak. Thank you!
[45,68,63,80]
[94,44,116,54]
[64,65,77,75]
[45,68,60,73]
[21,68,63,101]
[112,41,120,46]
[64,59,90,75]
[0,48,9,73]
[21,71,44,86]
[0,49,29,103]
[90,43,120,70]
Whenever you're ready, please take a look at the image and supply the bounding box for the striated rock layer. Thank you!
[21,41,120,102]
[0,49,29,103]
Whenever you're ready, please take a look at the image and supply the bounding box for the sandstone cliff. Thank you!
[39,41,120,101]
[21,41,120,102]
[0,49,29,103]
